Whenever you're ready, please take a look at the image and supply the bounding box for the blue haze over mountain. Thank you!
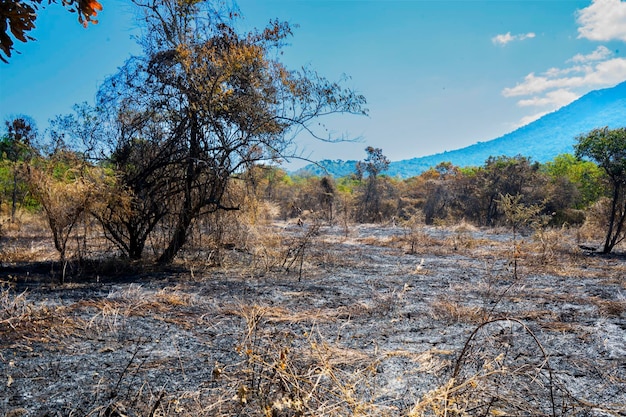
[296,81,626,178]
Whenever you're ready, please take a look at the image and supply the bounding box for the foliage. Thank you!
[355,147,392,223]
[575,127,626,253]
[27,150,101,282]
[92,0,366,263]
[0,0,102,62]
[1,117,38,220]
[542,153,605,208]
[479,155,541,226]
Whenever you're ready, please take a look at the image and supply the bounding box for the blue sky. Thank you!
[1,0,626,167]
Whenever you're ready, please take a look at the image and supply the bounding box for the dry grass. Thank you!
[429,299,486,324]
[383,348,453,375]
[591,297,626,317]
[0,286,84,349]
[2,219,625,416]
[193,303,394,417]
[409,318,597,417]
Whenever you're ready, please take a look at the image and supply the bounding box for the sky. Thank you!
[1,0,626,168]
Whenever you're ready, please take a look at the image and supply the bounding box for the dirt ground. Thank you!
[1,222,625,416]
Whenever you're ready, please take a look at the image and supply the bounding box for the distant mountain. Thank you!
[296,80,626,178]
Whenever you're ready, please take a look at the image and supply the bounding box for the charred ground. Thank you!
[1,222,625,416]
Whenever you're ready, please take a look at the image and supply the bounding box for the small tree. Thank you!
[479,155,540,226]
[28,150,97,283]
[1,117,37,221]
[355,146,390,222]
[575,127,626,253]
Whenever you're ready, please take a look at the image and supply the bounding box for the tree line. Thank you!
[2,117,625,263]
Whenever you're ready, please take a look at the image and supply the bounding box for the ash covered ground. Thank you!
[1,223,625,416]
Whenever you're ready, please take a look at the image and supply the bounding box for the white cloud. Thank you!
[492,31,536,46]
[577,0,626,42]
[503,57,626,98]
[517,89,580,108]
[503,0,626,127]
[544,65,589,77]
[569,45,613,63]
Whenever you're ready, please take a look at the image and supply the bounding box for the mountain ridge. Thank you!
[296,80,626,178]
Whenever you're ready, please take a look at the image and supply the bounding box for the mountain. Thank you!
[296,80,626,178]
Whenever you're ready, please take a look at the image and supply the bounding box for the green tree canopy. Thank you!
[575,127,626,253]
[542,153,605,208]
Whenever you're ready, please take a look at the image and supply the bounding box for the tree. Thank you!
[97,121,170,260]
[575,127,626,254]
[542,153,604,208]
[27,149,98,283]
[420,162,460,225]
[0,0,103,62]
[96,0,366,263]
[480,155,540,226]
[355,147,390,222]
[319,176,335,222]
[1,117,37,221]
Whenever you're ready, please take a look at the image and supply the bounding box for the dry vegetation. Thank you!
[1,213,625,416]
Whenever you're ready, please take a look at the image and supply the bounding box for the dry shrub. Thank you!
[445,229,477,251]
[448,221,479,250]
[179,187,281,268]
[449,221,478,234]
[577,197,611,243]
[359,235,389,246]
[0,239,54,262]
[3,210,49,235]
[410,318,591,417]
[397,229,440,255]
[531,224,567,264]
[0,211,54,262]
[200,304,390,417]
[27,165,103,282]
[0,287,82,347]
[398,211,431,254]
[244,217,322,279]
[249,225,285,271]
[0,287,31,334]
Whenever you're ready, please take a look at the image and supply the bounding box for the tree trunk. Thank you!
[602,186,620,254]
[157,208,193,264]
[128,231,146,260]
[11,169,18,222]
[158,114,199,264]
[603,185,625,254]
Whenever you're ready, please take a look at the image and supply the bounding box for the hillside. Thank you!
[297,80,626,178]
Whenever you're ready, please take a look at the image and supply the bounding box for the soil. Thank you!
[1,223,625,416]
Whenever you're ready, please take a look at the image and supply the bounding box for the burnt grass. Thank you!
[1,222,625,416]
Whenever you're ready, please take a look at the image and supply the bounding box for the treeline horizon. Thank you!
[1,124,621,261]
